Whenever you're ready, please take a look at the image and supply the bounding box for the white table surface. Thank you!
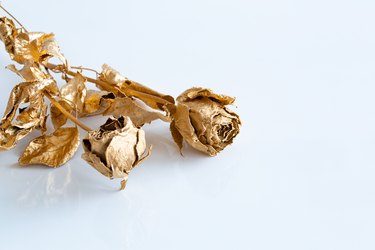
[1,0,375,249]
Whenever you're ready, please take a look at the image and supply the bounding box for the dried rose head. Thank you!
[171,87,241,156]
[82,116,150,190]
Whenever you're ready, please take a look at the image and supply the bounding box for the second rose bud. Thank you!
[82,116,151,190]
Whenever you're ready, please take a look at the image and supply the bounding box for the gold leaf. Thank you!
[1,98,47,151]
[37,103,48,133]
[0,125,33,151]
[1,79,57,128]
[60,73,86,112]
[0,81,50,151]
[0,17,17,57]
[50,100,72,129]
[12,31,44,64]
[16,102,48,132]
[104,97,169,127]
[1,82,33,127]
[19,127,80,167]
[80,90,114,117]
[99,64,174,110]
[5,30,66,65]
[6,62,48,82]
[39,33,66,65]
[49,74,86,129]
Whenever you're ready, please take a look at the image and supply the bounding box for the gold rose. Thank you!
[0,4,241,191]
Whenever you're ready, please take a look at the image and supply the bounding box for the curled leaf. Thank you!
[80,90,114,117]
[16,102,48,132]
[11,31,66,65]
[39,32,66,65]
[99,64,174,110]
[6,62,48,82]
[104,97,169,126]
[0,78,56,150]
[50,73,87,129]
[0,125,33,151]
[59,73,86,112]
[19,127,80,167]
[0,17,17,56]
[50,100,72,129]
[1,79,57,128]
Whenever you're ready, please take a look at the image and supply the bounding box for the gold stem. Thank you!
[46,63,174,107]
[70,65,99,75]
[44,91,92,132]
[0,3,28,32]
[46,63,119,93]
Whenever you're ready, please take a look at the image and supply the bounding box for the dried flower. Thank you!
[0,6,242,191]
[171,87,241,156]
[82,116,151,190]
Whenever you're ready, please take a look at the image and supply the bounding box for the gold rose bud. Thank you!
[171,87,241,156]
[82,116,151,190]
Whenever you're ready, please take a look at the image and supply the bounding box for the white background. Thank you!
[1,0,375,249]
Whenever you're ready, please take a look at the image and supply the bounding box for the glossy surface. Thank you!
[1,0,375,249]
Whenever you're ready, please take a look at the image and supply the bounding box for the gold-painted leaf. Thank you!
[0,125,33,151]
[104,97,169,126]
[80,90,114,117]
[50,74,86,129]
[0,99,47,151]
[99,64,174,110]
[1,82,34,127]
[50,100,72,129]
[1,79,57,128]
[0,78,55,150]
[6,63,47,82]
[11,31,66,65]
[60,73,86,112]
[19,127,80,168]
[0,17,17,57]
[16,103,48,132]
[39,33,66,65]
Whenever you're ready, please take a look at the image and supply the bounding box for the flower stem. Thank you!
[46,63,174,108]
[0,3,28,32]
[70,65,100,75]
[44,91,92,131]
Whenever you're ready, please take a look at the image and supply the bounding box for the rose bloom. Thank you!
[82,116,150,189]
[173,87,241,156]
